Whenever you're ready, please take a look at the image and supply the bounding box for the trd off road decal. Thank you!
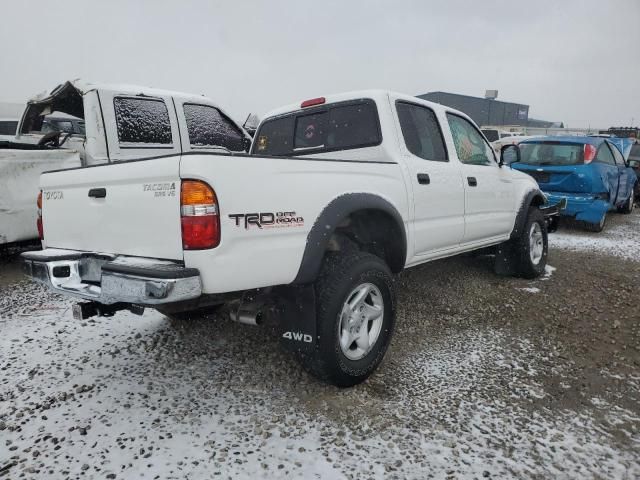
[143,182,176,198]
[228,211,304,229]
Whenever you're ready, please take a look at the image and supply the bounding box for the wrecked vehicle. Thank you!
[22,90,563,387]
[513,136,637,231]
[0,80,251,245]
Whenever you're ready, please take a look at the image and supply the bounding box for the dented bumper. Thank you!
[21,249,202,305]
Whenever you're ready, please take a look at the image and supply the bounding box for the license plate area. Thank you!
[528,171,550,183]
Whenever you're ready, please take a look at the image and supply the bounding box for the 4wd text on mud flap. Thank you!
[282,331,313,343]
[229,211,304,229]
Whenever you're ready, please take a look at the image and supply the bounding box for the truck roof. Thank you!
[28,79,214,105]
[262,89,453,120]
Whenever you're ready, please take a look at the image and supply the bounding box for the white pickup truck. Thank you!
[1,80,251,245]
[23,90,561,387]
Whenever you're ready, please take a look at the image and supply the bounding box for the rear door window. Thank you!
[608,142,626,166]
[254,99,381,156]
[183,103,245,151]
[114,97,172,146]
[396,102,447,161]
[595,143,615,165]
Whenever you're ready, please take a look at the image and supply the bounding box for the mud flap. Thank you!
[494,242,517,276]
[276,284,317,354]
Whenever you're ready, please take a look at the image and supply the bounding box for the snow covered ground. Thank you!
[1,211,639,479]
[2,296,638,479]
[549,209,640,261]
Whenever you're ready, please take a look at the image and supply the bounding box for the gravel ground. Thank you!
[1,212,639,479]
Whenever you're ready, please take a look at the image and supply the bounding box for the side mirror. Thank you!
[500,144,520,167]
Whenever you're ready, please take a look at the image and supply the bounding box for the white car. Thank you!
[0,80,251,245]
[491,135,542,159]
[481,127,520,142]
[23,90,561,386]
[0,117,19,142]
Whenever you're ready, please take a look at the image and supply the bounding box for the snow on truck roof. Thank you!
[262,90,457,120]
[28,79,214,104]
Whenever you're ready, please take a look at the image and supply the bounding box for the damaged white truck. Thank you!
[22,90,562,386]
[1,80,251,245]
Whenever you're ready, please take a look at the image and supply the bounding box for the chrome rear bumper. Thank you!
[22,249,201,305]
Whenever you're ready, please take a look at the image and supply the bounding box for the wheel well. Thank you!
[327,209,405,273]
[531,194,545,207]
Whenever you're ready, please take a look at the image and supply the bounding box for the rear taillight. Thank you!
[36,190,44,241]
[584,144,597,164]
[180,180,219,250]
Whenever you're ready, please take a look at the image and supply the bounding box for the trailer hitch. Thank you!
[72,301,144,320]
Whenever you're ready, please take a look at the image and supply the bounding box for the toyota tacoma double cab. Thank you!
[22,90,561,387]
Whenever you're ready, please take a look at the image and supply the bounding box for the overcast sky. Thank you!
[1,0,638,127]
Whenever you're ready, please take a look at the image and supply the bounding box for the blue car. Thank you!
[512,136,637,232]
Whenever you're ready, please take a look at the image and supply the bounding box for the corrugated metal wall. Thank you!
[417,92,529,127]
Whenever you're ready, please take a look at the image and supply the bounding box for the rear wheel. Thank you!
[618,193,635,214]
[584,212,606,232]
[300,252,396,387]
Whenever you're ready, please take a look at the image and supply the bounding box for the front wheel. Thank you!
[496,207,548,279]
[300,252,396,387]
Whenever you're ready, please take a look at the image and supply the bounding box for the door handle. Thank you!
[417,173,430,185]
[88,188,107,198]
[467,177,478,187]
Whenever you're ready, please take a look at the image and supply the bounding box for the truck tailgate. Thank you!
[41,157,183,260]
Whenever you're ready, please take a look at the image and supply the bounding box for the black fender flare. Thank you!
[293,193,407,284]
[510,189,546,240]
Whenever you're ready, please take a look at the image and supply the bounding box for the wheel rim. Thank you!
[338,282,384,361]
[529,222,544,265]
[630,195,635,212]
[600,214,606,228]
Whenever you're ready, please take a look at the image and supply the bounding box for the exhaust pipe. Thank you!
[229,301,263,326]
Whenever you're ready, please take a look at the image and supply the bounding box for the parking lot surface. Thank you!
[1,212,639,479]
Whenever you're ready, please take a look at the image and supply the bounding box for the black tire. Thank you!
[300,252,396,388]
[617,193,635,214]
[497,207,548,279]
[584,212,606,232]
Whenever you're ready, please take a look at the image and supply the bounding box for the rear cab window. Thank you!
[253,99,381,156]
